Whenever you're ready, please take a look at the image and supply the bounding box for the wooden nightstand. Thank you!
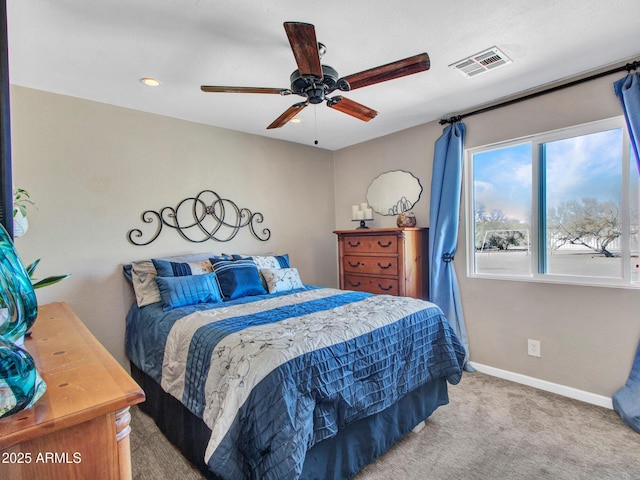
[0,302,145,479]
[334,227,429,299]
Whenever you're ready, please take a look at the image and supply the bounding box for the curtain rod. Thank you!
[439,59,640,125]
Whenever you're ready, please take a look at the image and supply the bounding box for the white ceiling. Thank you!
[6,1,640,151]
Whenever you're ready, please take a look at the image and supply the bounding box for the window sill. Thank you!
[467,272,640,290]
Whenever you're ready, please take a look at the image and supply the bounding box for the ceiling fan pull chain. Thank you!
[314,105,319,145]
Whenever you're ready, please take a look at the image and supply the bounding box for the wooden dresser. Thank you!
[334,227,429,299]
[0,302,145,480]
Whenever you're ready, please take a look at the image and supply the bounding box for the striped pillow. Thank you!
[152,259,213,277]
[210,258,267,300]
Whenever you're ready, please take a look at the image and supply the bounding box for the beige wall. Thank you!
[460,73,640,397]
[333,125,440,230]
[10,85,337,367]
[11,70,640,399]
[334,73,640,397]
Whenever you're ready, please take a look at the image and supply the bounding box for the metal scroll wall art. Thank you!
[127,189,271,246]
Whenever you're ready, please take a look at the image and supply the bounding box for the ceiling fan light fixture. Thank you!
[140,77,161,87]
[318,42,327,58]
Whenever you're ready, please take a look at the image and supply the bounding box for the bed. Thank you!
[124,253,465,480]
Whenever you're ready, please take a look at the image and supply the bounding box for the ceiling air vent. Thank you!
[450,47,512,78]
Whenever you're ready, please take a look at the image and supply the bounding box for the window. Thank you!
[466,117,640,287]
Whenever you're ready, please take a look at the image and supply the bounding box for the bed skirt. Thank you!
[131,362,449,479]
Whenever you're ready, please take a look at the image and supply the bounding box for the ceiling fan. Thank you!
[201,22,430,129]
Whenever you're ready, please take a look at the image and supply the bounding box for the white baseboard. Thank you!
[468,361,613,410]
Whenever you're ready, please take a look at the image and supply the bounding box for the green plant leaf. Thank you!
[26,259,41,278]
[32,274,71,289]
[13,188,37,217]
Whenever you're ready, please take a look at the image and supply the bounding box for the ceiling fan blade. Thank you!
[326,96,378,122]
[341,52,430,90]
[201,85,291,95]
[284,22,323,78]
[267,102,308,129]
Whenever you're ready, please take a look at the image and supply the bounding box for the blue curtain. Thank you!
[613,72,640,433]
[614,72,640,174]
[429,122,469,364]
[613,340,640,433]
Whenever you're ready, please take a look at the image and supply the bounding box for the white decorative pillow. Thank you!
[260,268,303,294]
[228,254,290,270]
[252,256,283,270]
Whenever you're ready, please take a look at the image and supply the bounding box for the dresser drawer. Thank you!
[343,255,398,276]
[335,228,429,299]
[343,274,399,295]
[343,235,398,254]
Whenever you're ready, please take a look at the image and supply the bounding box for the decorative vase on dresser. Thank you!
[334,227,429,300]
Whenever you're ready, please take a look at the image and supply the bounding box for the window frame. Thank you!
[465,116,638,289]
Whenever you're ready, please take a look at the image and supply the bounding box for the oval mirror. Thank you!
[366,170,423,216]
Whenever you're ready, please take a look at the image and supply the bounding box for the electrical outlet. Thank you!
[528,339,541,358]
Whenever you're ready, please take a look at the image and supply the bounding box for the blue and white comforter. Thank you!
[126,286,465,480]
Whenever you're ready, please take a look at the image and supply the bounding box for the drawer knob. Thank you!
[348,261,362,268]
[378,284,393,291]
[348,240,361,247]
[377,240,393,248]
[348,280,362,287]
[377,262,392,269]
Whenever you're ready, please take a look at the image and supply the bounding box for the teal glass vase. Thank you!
[0,339,46,418]
[0,223,38,343]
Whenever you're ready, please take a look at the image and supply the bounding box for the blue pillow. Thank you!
[210,258,267,300]
[122,264,133,283]
[155,272,222,311]
[152,258,213,277]
[272,254,290,268]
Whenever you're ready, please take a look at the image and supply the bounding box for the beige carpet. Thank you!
[130,372,640,479]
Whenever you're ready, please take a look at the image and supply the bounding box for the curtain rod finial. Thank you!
[440,115,463,125]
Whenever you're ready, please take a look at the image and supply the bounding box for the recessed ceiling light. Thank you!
[140,77,161,87]
[290,118,301,124]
